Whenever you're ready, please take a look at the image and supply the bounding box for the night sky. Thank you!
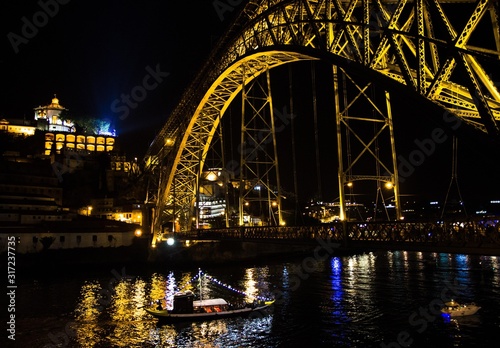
[2,0,500,208]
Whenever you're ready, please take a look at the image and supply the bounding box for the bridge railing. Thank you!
[347,220,500,244]
[174,225,345,242]
[171,218,500,246]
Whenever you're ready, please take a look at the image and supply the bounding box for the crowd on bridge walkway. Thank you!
[176,219,500,246]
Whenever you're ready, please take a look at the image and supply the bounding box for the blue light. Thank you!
[441,312,451,323]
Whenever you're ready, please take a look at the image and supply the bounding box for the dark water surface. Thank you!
[10,251,500,347]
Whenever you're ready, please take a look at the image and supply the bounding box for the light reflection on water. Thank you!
[145,315,273,347]
[71,270,275,347]
[74,282,104,347]
[29,252,500,347]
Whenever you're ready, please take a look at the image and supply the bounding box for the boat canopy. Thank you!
[194,298,228,307]
[444,301,459,307]
[175,290,194,297]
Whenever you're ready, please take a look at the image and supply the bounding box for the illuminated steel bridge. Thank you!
[142,0,500,246]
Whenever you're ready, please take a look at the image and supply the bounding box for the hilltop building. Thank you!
[1,96,117,156]
[34,95,74,133]
[0,96,146,253]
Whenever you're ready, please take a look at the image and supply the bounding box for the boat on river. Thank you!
[441,300,481,318]
[144,290,274,323]
[143,270,275,323]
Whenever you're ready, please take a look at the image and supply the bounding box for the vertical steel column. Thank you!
[238,65,283,226]
[333,65,346,221]
[335,66,402,222]
[267,68,283,226]
[238,66,247,227]
[385,91,402,220]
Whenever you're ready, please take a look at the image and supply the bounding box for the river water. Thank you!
[11,251,500,348]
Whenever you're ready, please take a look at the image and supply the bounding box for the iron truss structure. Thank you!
[143,0,500,245]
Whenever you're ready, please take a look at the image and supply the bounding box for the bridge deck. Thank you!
[167,220,500,255]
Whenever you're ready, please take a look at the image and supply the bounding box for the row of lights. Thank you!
[346,181,394,189]
[174,270,273,302]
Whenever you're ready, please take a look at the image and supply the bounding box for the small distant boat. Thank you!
[144,290,274,323]
[441,300,481,318]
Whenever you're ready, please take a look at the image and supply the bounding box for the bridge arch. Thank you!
[146,0,500,243]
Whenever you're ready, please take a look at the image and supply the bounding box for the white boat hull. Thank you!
[441,304,481,318]
[144,301,274,323]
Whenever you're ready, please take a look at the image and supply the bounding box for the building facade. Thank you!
[34,95,74,132]
[1,96,116,156]
[0,221,141,254]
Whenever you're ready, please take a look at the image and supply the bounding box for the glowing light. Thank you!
[166,237,175,246]
[206,172,218,181]
[74,282,102,346]
[134,229,142,237]
[243,269,257,302]
[191,270,273,302]
[384,182,393,189]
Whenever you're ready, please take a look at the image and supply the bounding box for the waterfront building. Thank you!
[0,219,141,254]
[0,160,67,226]
[0,96,144,253]
[81,197,144,226]
[0,169,63,206]
[0,161,142,254]
[0,192,69,225]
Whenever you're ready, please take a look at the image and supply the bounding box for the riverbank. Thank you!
[9,237,500,278]
[12,239,326,274]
